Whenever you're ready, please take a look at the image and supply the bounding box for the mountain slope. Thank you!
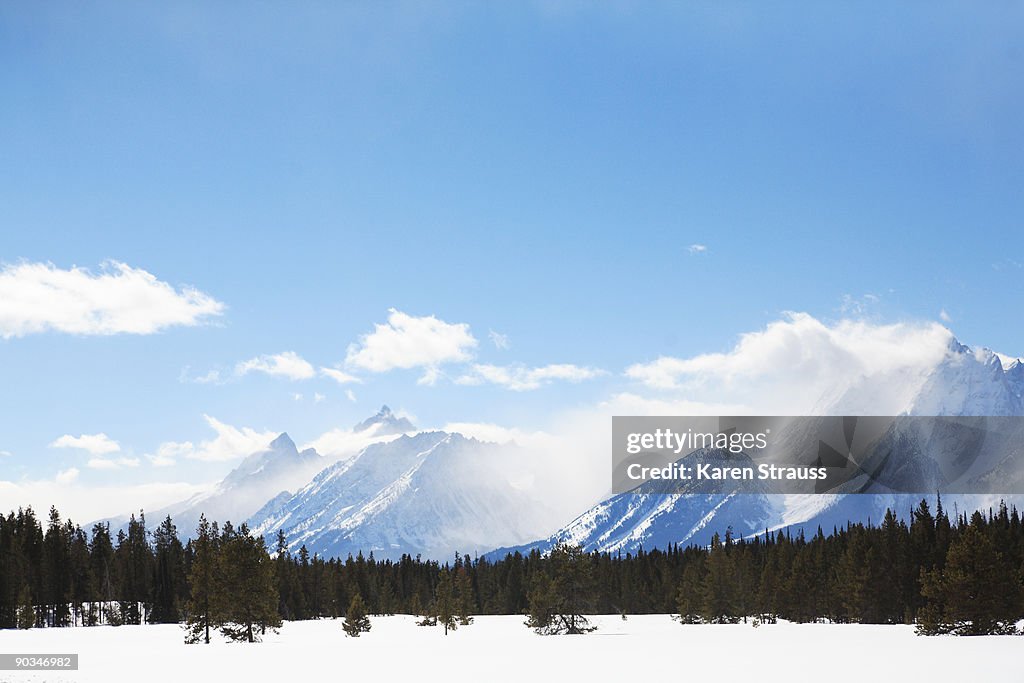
[489,448,778,557]
[249,431,555,561]
[143,432,323,537]
[497,338,1024,557]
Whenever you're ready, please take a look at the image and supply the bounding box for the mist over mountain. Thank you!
[134,432,323,538]
[111,407,555,560]
[248,430,555,561]
[352,404,416,435]
[106,339,1024,561]
[493,338,1024,558]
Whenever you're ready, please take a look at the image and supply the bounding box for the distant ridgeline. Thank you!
[2,498,1023,637]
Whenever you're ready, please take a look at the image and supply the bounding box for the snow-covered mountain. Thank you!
[353,404,416,435]
[489,448,779,557]
[908,342,1024,416]
[138,433,323,537]
[248,430,556,561]
[493,339,1024,557]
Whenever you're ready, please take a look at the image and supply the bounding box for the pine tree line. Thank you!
[2,497,1023,636]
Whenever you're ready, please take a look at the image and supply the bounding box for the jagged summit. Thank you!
[499,339,1024,559]
[248,429,553,561]
[907,339,1024,417]
[945,336,970,355]
[132,431,323,539]
[353,404,416,435]
[269,432,297,452]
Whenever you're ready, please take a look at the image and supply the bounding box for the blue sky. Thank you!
[1,3,1022,516]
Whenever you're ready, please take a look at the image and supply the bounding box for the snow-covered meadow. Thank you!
[1,615,1018,683]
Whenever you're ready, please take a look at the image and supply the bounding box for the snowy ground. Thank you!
[0,615,1018,683]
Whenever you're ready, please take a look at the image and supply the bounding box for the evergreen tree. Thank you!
[89,522,116,625]
[42,507,71,627]
[184,516,218,644]
[4,500,1024,637]
[378,579,396,616]
[455,567,475,626]
[432,568,459,635]
[526,544,597,635]
[150,516,185,624]
[342,593,371,636]
[216,524,281,643]
[700,532,738,623]
[837,528,889,623]
[116,513,153,625]
[674,559,705,624]
[918,521,1022,635]
[525,571,557,632]
[408,591,424,619]
[17,585,34,629]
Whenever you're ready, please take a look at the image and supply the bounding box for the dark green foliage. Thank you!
[343,593,371,636]
[455,567,475,626]
[274,531,305,621]
[701,532,739,623]
[17,585,34,629]
[150,516,185,624]
[674,558,705,623]
[3,498,1024,638]
[526,543,597,635]
[88,522,116,625]
[114,513,154,625]
[917,516,1022,635]
[42,507,71,627]
[184,516,218,644]
[431,569,458,635]
[408,592,424,619]
[524,570,557,632]
[215,524,281,643]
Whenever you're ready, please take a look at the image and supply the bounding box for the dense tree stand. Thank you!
[2,497,1023,637]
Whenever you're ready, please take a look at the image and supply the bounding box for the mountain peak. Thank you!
[945,336,970,356]
[269,432,297,452]
[353,405,416,435]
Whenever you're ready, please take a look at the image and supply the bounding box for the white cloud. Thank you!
[940,308,952,323]
[345,308,477,381]
[87,456,140,470]
[180,367,224,385]
[302,424,402,462]
[0,261,224,338]
[441,422,554,447]
[688,244,708,254]
[345,389,357,402]
[236,351,316,380]
[0,476,210,523]
[456,363,606,391]
[0,450,11,458]
[438,416,606,521]
[488,329,511,350]
[144,441,193,468]
[314,392,326,404]
[50,433,121,455]
[55,467,79,484]
[320,366,361,385]
[624,312,953,414]
[292,393,303,401]
[417,366,444,386]
[155,415,278,463]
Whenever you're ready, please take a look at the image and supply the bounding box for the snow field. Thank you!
[1,615,1018,683]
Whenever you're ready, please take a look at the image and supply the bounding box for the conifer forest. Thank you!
[2,497,1022,639]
